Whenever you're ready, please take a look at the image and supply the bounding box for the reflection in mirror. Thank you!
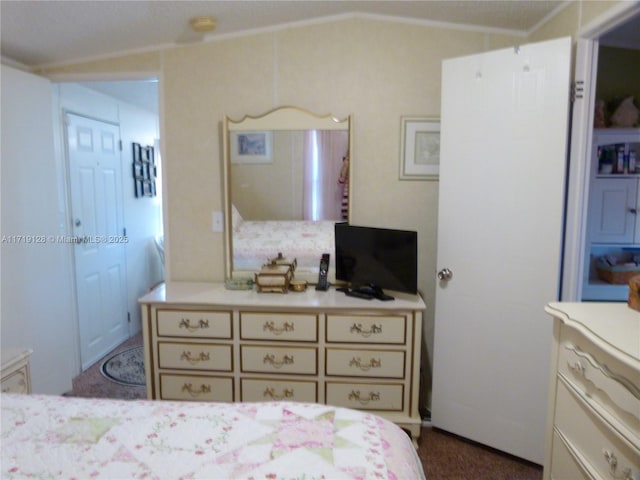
[223,107,351,282]
[231,130,348,221]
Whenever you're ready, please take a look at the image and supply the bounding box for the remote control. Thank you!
[345,290,374,300]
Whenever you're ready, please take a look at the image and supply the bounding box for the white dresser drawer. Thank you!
[555,378,639,480]
[326,348,405,378]
[1,349,32,394]
[156,309,232,339]
[241,378,317,403]
[326,382,404,411]
[159,374,233,402]
[158,342,232,371]
[550,430,590,480]
[240,345,317,375]
[140,284,426,446]
[240,312,318,342]
[1,368,29,394]
[326,314,406,344]
[558,324,640,443]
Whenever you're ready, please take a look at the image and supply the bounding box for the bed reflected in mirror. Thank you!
[223,107,352,282]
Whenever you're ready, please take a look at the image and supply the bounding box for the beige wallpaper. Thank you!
[231,130,303,221]
[526,0,629,44]
[580,0,629,29]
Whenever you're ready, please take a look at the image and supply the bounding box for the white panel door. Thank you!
[67,113,128,370]
[432,37,571,464]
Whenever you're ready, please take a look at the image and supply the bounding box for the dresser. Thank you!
[1,348,33,394]
[543,302,639,479]
[139,282,425,445]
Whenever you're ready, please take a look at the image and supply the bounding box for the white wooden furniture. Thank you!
[1,348,33,394]
[543,302,639,480]
[140,282,425,445]
[583,128,640,301]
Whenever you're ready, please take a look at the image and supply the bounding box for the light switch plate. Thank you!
[212,211,224,232]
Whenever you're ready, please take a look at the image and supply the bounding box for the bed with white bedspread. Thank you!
[232,219,336,271]
[1,394,425,479]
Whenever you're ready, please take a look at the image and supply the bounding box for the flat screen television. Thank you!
[334,223,418,297]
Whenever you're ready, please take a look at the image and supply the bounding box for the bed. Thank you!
[1,394,425,479]
[232,210,336,272]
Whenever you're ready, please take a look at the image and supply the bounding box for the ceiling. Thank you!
[2,1,569,68]
[3,1,637,116]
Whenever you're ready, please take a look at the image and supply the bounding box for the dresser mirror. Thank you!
[223,106,352,283]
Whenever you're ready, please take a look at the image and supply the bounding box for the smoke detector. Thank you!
[189,16,217,33]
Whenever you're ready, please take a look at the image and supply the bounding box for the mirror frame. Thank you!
[223,106,352,281]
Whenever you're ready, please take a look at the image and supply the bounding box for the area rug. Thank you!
[100,346,145,386]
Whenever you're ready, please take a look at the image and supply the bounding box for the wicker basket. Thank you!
[596,260,640,284]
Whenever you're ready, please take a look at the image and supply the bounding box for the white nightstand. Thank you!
[1,348,33,394]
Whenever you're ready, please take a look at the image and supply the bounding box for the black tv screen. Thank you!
[335,223,417,295]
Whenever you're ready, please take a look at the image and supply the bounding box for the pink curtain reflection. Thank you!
[302,130,348,220]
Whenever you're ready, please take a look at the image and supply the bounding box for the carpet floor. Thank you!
[65,334,543,480]
[65,333,146,400]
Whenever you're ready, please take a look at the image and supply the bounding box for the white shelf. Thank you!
[582,281,629,301]
[596,173,640,178]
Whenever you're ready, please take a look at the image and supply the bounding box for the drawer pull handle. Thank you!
[263,354,294,368]
[568,360,586,376]
[566,344,640,400]
[179,318,210,331]
[350,323,382,337]
[603,450,633,480]
[263,387,294,400]
[263,321,294,335]
[348,390,380,405]
[349,357,381,371]
[180,351,210,364]
[181,383,211,397]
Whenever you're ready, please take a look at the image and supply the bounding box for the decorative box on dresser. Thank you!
[139,282,425,445]
[543,302,640,480]
[1,349,33,394]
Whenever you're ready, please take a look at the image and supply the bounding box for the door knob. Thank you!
[437,268,453,281]
[74,219,82,227]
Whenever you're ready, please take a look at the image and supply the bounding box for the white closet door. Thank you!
[432,37,571,464]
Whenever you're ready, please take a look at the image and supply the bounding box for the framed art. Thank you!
[132,142,157,197]
[400,117,440,180]
[230,131,273,164]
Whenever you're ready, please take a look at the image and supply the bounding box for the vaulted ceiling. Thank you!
[4,1,637,116]
[2,0,568,68]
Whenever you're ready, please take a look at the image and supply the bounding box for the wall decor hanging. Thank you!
[132,143,156,197]
[230,131,273,164]
[400,117,440,180]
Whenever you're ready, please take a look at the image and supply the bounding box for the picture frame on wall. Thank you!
[132,142,156,197]
[230,131,273,164]
[400,117,440,180]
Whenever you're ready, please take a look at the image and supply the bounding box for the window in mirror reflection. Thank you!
[231,129,348,222]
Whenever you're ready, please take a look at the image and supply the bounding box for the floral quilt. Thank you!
[1,394,425,479]
[233,220,336,271]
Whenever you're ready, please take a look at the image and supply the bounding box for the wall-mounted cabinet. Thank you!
[583,128,640,301]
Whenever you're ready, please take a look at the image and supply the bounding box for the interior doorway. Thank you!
[562,4,640,302]
[59,79,163,370]
[66,113,129,369]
